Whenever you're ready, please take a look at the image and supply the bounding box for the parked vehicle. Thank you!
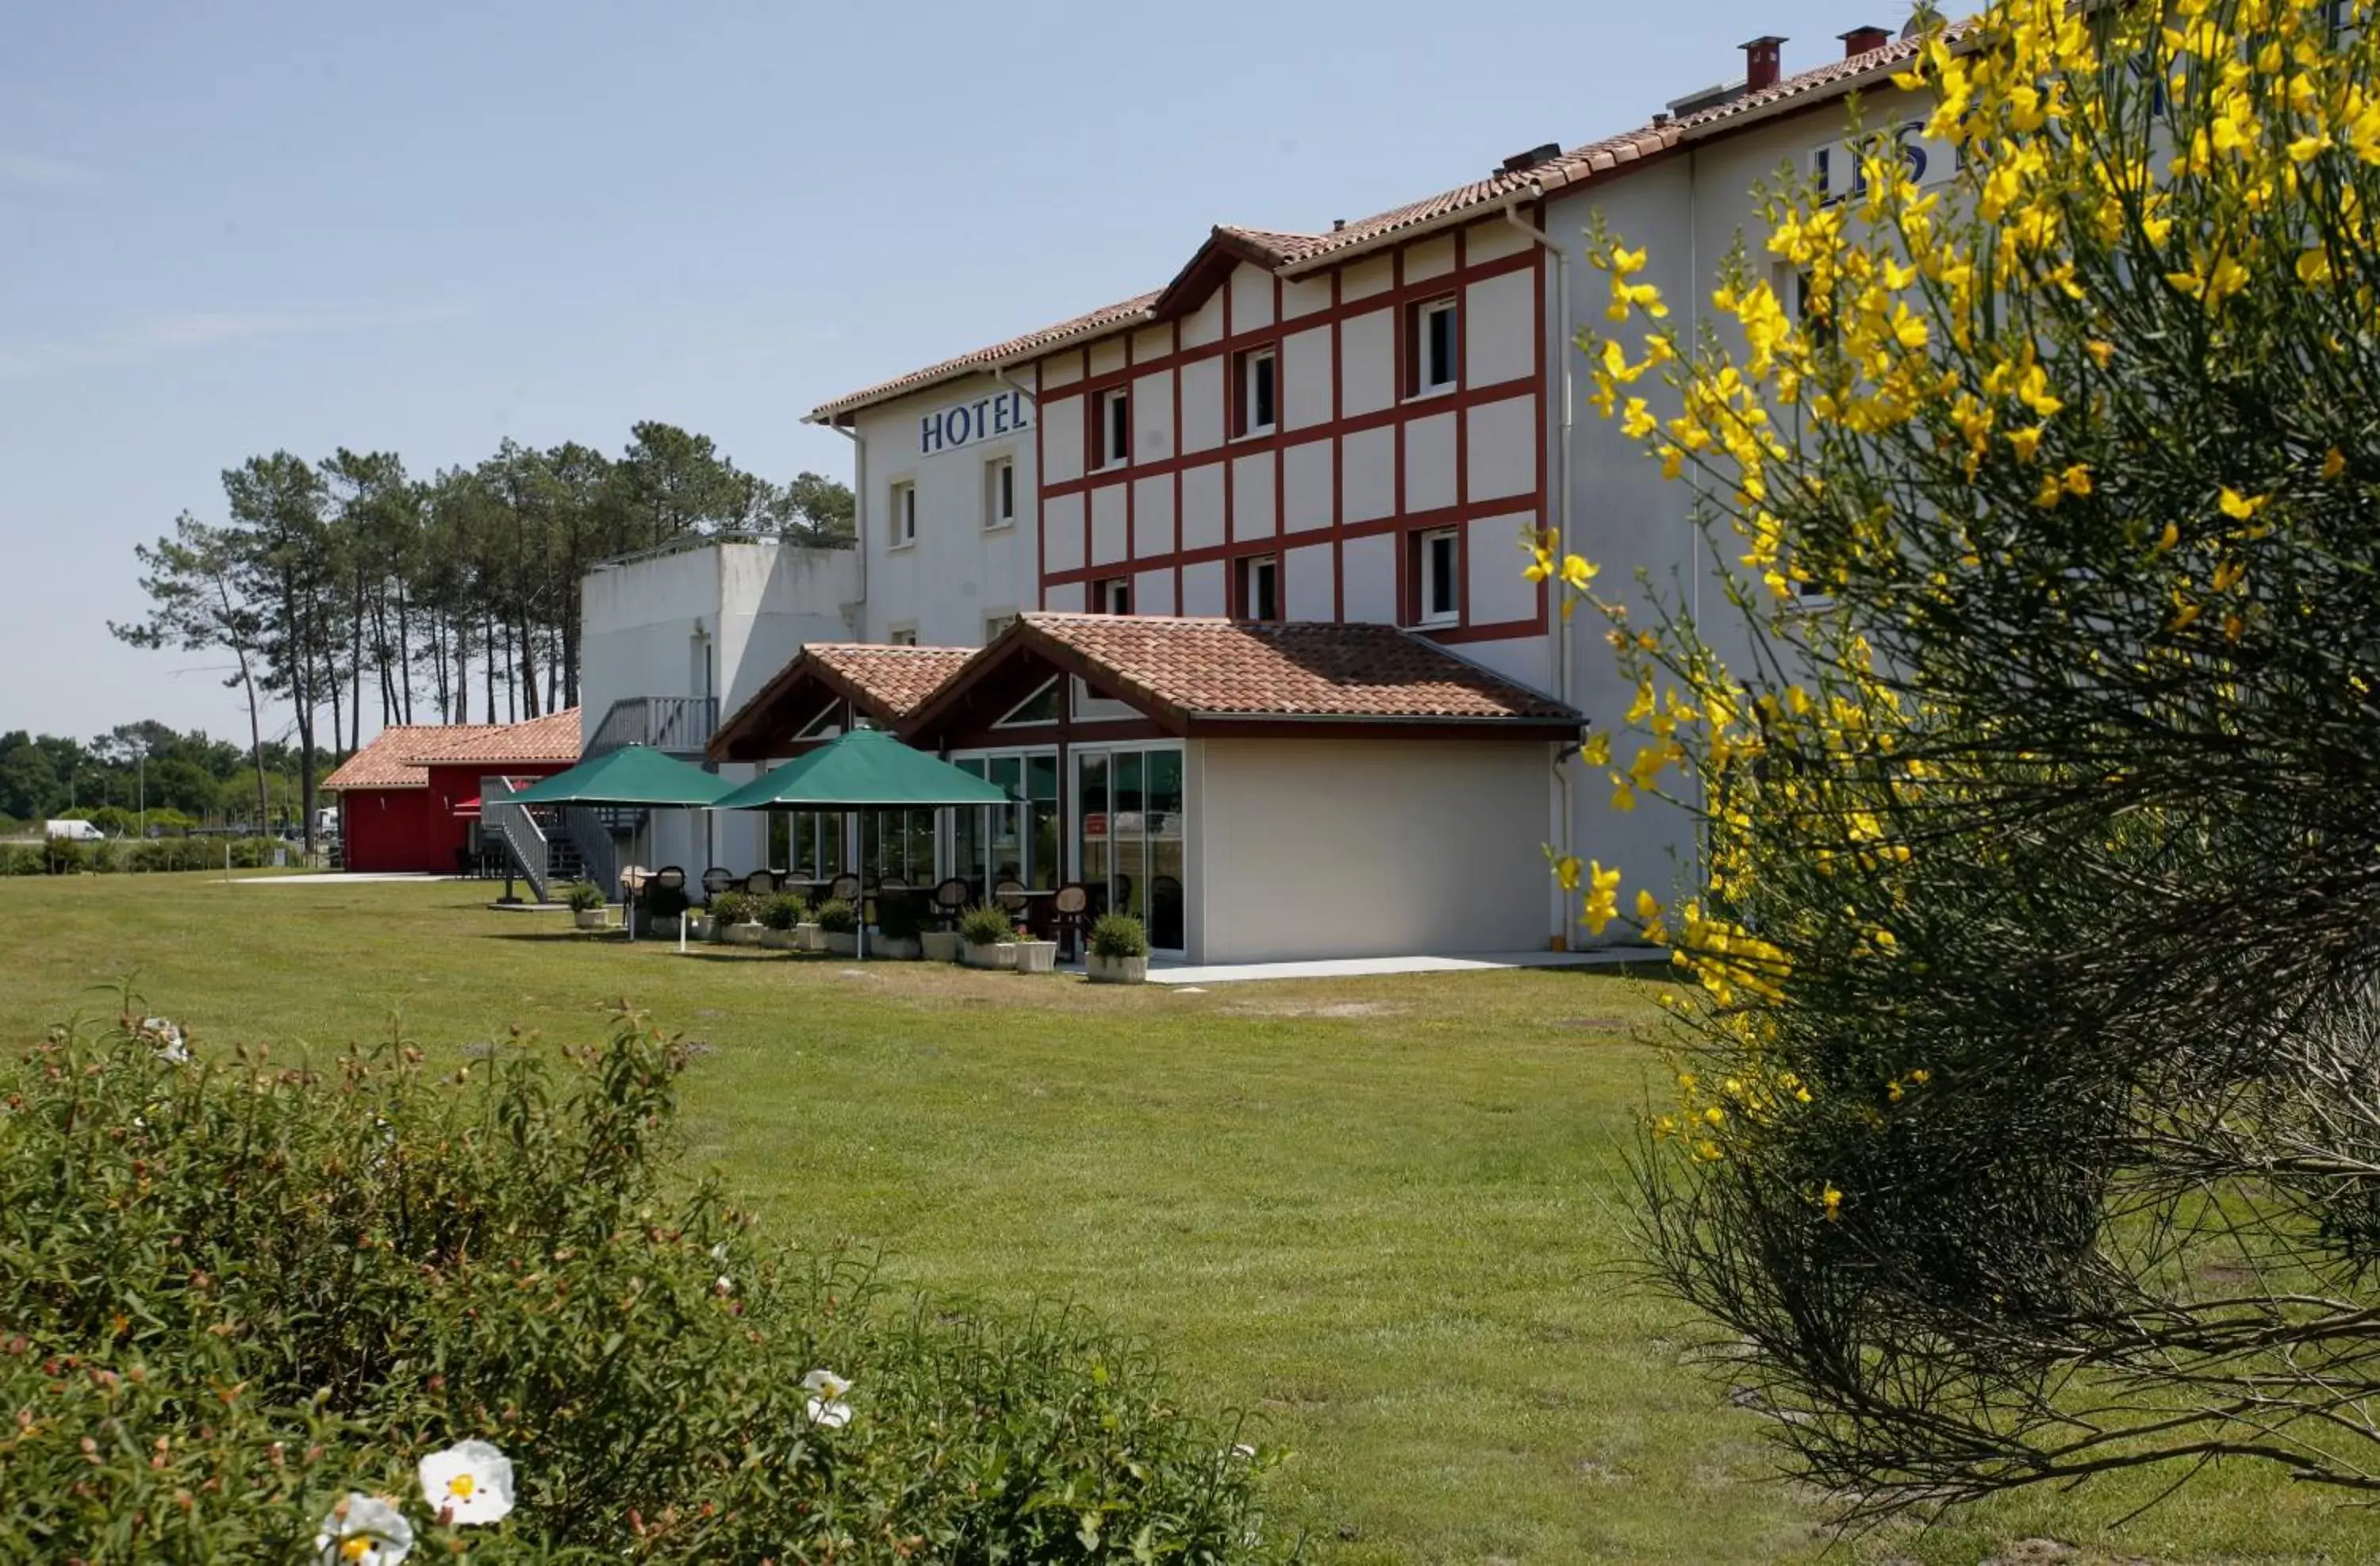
[44,819,106,842]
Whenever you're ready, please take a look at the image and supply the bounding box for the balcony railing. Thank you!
[589,696,717,758]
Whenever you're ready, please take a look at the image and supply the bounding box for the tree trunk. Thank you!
[395,585,415,724]
[485,608,500,724]
[517,613,539,720]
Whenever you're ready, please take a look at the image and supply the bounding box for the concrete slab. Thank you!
[1144,950,1649,986]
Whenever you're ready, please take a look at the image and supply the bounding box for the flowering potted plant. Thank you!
[708,888,754,943]
[563,881,608,931]
[873,892,925,960]
[814,897,860,957]
[958,904,1018,969]
[1086,913,1150,984]
[760,892,808,950]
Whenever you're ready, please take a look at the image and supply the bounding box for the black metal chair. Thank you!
[701,866,734,904]
[828,872,862,907]
[993,877,1027,914]
[933,877,972,931]
[744,869,777,896]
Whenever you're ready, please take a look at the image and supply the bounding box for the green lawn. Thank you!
[2,873,2372,1564]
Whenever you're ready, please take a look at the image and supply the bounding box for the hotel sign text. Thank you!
[921,390,1033,455]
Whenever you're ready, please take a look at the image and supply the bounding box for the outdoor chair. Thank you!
[829,873,862,906]
[654,866,686,893]
[1053,883,1090,961]
[993,877,1028,915]
[701,866,733,903]
[932,877,971,930]
[743,869,777,896]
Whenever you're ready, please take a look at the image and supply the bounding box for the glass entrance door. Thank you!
[1074,745,1184,953]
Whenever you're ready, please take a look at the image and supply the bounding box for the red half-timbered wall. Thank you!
[1028,214,1550,649]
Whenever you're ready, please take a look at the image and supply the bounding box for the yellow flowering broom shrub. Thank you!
[1559,0,2380,1518]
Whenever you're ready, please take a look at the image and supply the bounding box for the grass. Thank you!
[5,872,2378,1564]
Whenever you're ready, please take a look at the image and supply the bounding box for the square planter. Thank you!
[919,930,962,963]
[762,928,798,951]
[875,935,923,961]
[574,909,608,931]
[793,922,823,952]
[1012,939,1058,975]
[728,923,766,947]
[962,940,1019,970]
[1086,951,1148,985]
[822,931,858,957]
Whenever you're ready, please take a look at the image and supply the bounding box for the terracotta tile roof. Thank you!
[321,726,455,791]
[1011,613,1577,726]
[806,21,1973,421]
[320,711,583,792]
[413,708,582,766]
[709,643,977,761]
[803,645,977,717]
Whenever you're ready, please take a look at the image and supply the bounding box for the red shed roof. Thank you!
[322,710,582,793]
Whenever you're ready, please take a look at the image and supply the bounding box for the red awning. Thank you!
[452,796,482,819]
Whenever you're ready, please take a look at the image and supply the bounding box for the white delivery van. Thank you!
[45,820,106,842]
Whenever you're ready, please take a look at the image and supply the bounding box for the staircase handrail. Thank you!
[482,776,551,903]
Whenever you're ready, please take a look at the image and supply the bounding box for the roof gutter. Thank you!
[1181,711,1583,730]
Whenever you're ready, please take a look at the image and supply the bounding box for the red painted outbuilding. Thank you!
[321,712,581,873]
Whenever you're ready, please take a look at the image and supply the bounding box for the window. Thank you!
[1415,528,1460,626]
[1092,577,1132,616]
[1235,554,1280,621]
[995,677,1061,727]
[889,480,917,547]
[985,612,1018,641]
[984,456,1015,529]
[1094,387,1131,468]
[887,624,919,647]
[1411,297,1459,395]
[1233,347,1277,437]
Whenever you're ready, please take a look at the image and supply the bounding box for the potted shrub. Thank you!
[1086,913,1151,984]
[873,892,925,961]
[814,897,859,957]
[759,892,808,950]
[919,915,962,964]
[564,881,608,931]
[708,889,754,943]
[958,904,1018,969]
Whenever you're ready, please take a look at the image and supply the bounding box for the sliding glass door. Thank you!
[1074,744,1184,954]
[948,750,1060,896]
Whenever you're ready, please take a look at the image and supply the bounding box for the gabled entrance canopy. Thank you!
[708,643,974,764]
[897,612,1583,751]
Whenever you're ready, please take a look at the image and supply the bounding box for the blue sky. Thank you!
[1,0,1906,744]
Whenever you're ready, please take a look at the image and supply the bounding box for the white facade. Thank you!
[579,539,858,871]
[849,374,1038,647]
[1188,737,1559,964]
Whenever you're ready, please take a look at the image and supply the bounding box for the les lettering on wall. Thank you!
[920,390,1034,455]
[1810,119,1959,208]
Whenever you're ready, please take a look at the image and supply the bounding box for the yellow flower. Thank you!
[2218,487,2268,520]
[1821,1185,1843,1221]
[1580,731,1611,768]
[2323,447,2347,480]
[1582,861,1623,934]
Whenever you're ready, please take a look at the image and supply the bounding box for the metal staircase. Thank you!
[484,697,718,899]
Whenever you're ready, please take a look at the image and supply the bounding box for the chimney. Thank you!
[1741,35,1787,91]
[1499,141,1564,175]
[1838,24,1890,57]
[1332,217,1346,232]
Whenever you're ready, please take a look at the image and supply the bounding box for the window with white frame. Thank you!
[1415,528,1459,626]
[886,624,919,646]
[1410,297,1459,395]
[1235,553,1280,621]
[1233,346,1277,437]
[1092,577,1132,616]
[889,480,917,547]
[1094,387,1131,468]
[984,456,1015,529]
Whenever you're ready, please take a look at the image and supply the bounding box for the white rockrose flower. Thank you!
[802,1368,854,1429]
[416,1438,516,1526]
[315,1492,413,1564]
